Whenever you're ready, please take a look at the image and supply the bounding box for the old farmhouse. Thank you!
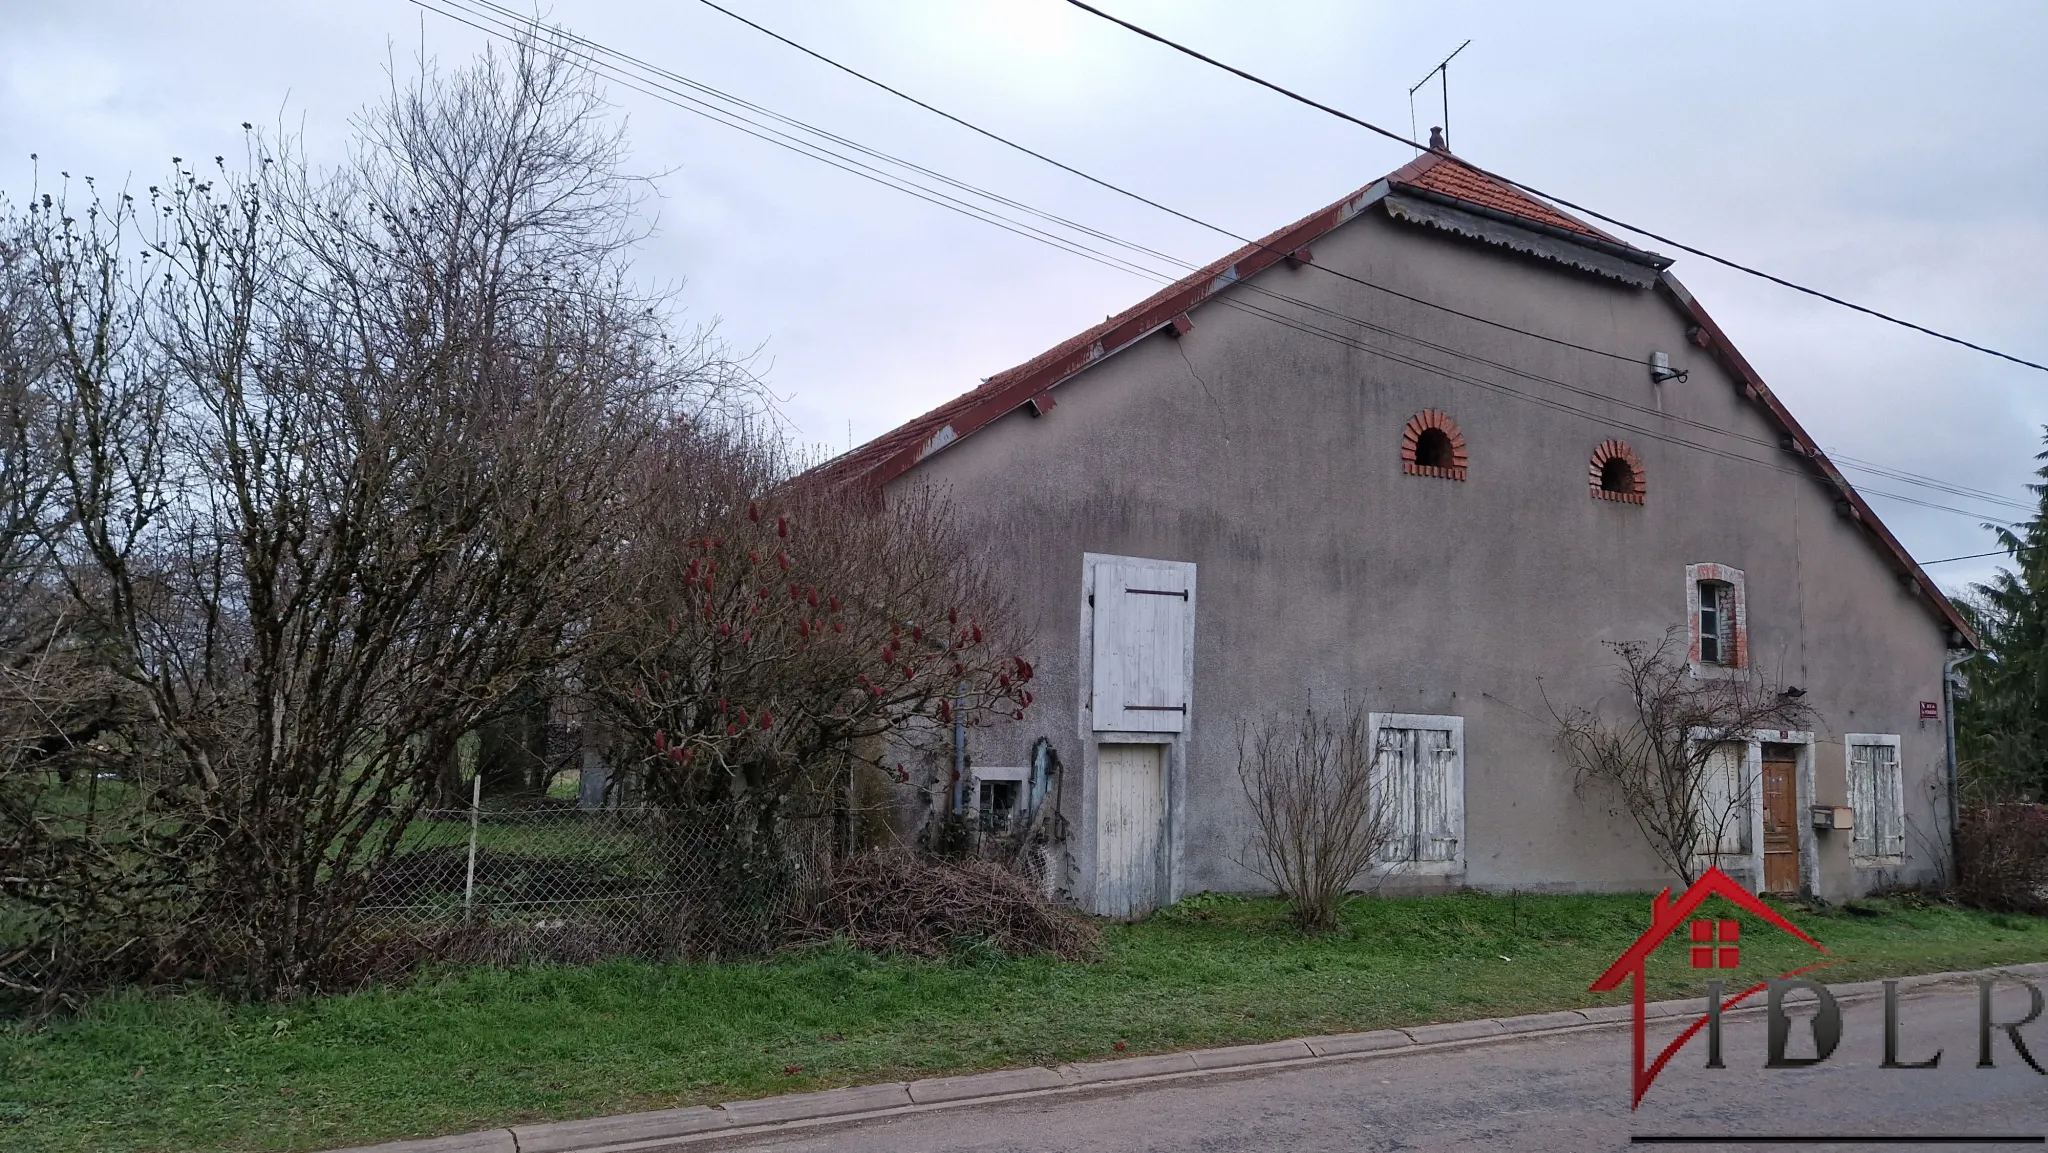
[816,145,1978,916]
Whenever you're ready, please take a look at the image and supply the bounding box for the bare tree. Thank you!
[15,34,752,995]
[1234,707,1392,932]
[1552,630,1814,886]
[575,426,1035,875]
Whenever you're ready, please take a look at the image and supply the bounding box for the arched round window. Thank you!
[1401,410,1467,481]
[1590,439,1644,504]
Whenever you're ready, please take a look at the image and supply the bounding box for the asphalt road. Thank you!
[699,982,2048,1152]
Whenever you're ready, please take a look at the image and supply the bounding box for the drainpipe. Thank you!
[1942,650,1977,853]
[951,689,967,816]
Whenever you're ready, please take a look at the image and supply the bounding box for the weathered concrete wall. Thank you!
[891,201,1954,905]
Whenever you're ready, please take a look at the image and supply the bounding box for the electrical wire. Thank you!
[1059,0,2048,376]
[682,0,1653,371]
[665,0,2040,518]
[416,0,2024,535]
[1921,544,2040,567]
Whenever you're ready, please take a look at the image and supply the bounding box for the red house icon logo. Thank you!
[1589,867,1834,1108]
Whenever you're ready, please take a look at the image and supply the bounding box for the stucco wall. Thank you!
[890,202,1955,906]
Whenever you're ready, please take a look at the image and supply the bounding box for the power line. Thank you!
[1058,0,2048,376]
[417,1,2023,536]
[665,0,2040,518]
[416,1,1174,284]
[1922,547,2017,566]
[681,0,1652,372]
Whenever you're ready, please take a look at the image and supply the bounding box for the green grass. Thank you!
[3,891,2044,1153]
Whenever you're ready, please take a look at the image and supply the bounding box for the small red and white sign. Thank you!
[1919,700,1941,721]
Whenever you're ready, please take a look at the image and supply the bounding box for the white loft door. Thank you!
[1091,560,1191,733]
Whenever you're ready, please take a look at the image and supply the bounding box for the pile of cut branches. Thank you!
[795,851,1099,961]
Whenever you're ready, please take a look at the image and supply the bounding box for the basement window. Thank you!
[968,765,1031,835]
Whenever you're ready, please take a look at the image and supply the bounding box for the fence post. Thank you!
[463,773,482,924]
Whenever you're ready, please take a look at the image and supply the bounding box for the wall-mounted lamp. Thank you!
[1650,351,1687,385]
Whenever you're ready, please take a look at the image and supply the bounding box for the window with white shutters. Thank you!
[1846,735,1905,863]
[1693,741,1752,860]
[1088,557,1194,733]
[1369,714,1464,869]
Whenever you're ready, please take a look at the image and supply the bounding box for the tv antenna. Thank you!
[1408,39,1471,151]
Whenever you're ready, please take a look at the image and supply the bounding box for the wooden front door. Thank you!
[1761,744,1800,894]
[1094,742,1166,919]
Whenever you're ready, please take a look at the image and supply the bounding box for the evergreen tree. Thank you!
[1956,428,2048,800]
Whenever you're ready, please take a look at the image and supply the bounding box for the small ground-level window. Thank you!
[1589,439,1645,503]
[1401,410,1468,480]
[1846,735,1904,863]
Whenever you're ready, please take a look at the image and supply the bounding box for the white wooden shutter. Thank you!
[1415,728,1459,862]
[1848,738,1905,860]
[1369,716,1463,866]
[1372,729,1417,863]
[1715,586,1737,666]
[1090,559,1191,733]
[1848,744,1877,859]
[1876,743,1905,858]
[1694,743,1748,858]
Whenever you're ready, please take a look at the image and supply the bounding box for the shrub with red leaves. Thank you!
[578,428,1035,818]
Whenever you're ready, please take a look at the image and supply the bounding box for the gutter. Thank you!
[1943,651,1978,853]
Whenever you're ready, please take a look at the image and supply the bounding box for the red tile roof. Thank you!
[812,151,1602,490]
[1403,156,1604,238]
[802,149,1979,648]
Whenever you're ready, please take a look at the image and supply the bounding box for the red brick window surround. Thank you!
[1402,410,1468,481]
[1687,562,1748,672]
[1590,439,1645,504]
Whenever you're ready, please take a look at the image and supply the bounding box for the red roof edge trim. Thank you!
[1656,273,1982,650]
[806,179,1396,491]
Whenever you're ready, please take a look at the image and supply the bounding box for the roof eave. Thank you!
[810,180,1397,490]
[1391,183,1674,269]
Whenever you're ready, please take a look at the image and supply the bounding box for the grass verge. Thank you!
[3,890,2044,1153]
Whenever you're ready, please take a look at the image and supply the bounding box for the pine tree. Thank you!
[1956,428,2048,801]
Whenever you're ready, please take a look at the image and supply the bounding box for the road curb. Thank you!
[325,960,2048,1153]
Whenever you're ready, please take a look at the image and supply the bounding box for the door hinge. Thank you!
[1127,588,1188,599]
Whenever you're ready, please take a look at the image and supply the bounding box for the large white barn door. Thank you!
[1094,742,1166,919]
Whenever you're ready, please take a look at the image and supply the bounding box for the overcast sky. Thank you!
[4,0,2045,593]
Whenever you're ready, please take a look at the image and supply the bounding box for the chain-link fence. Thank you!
[340,793,838,978]
[3,764,1067,1003]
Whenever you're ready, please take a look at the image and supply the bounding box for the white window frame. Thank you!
[1845,733,1906,867]
[967,765,1030,835]
[1366,712,1465,878]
